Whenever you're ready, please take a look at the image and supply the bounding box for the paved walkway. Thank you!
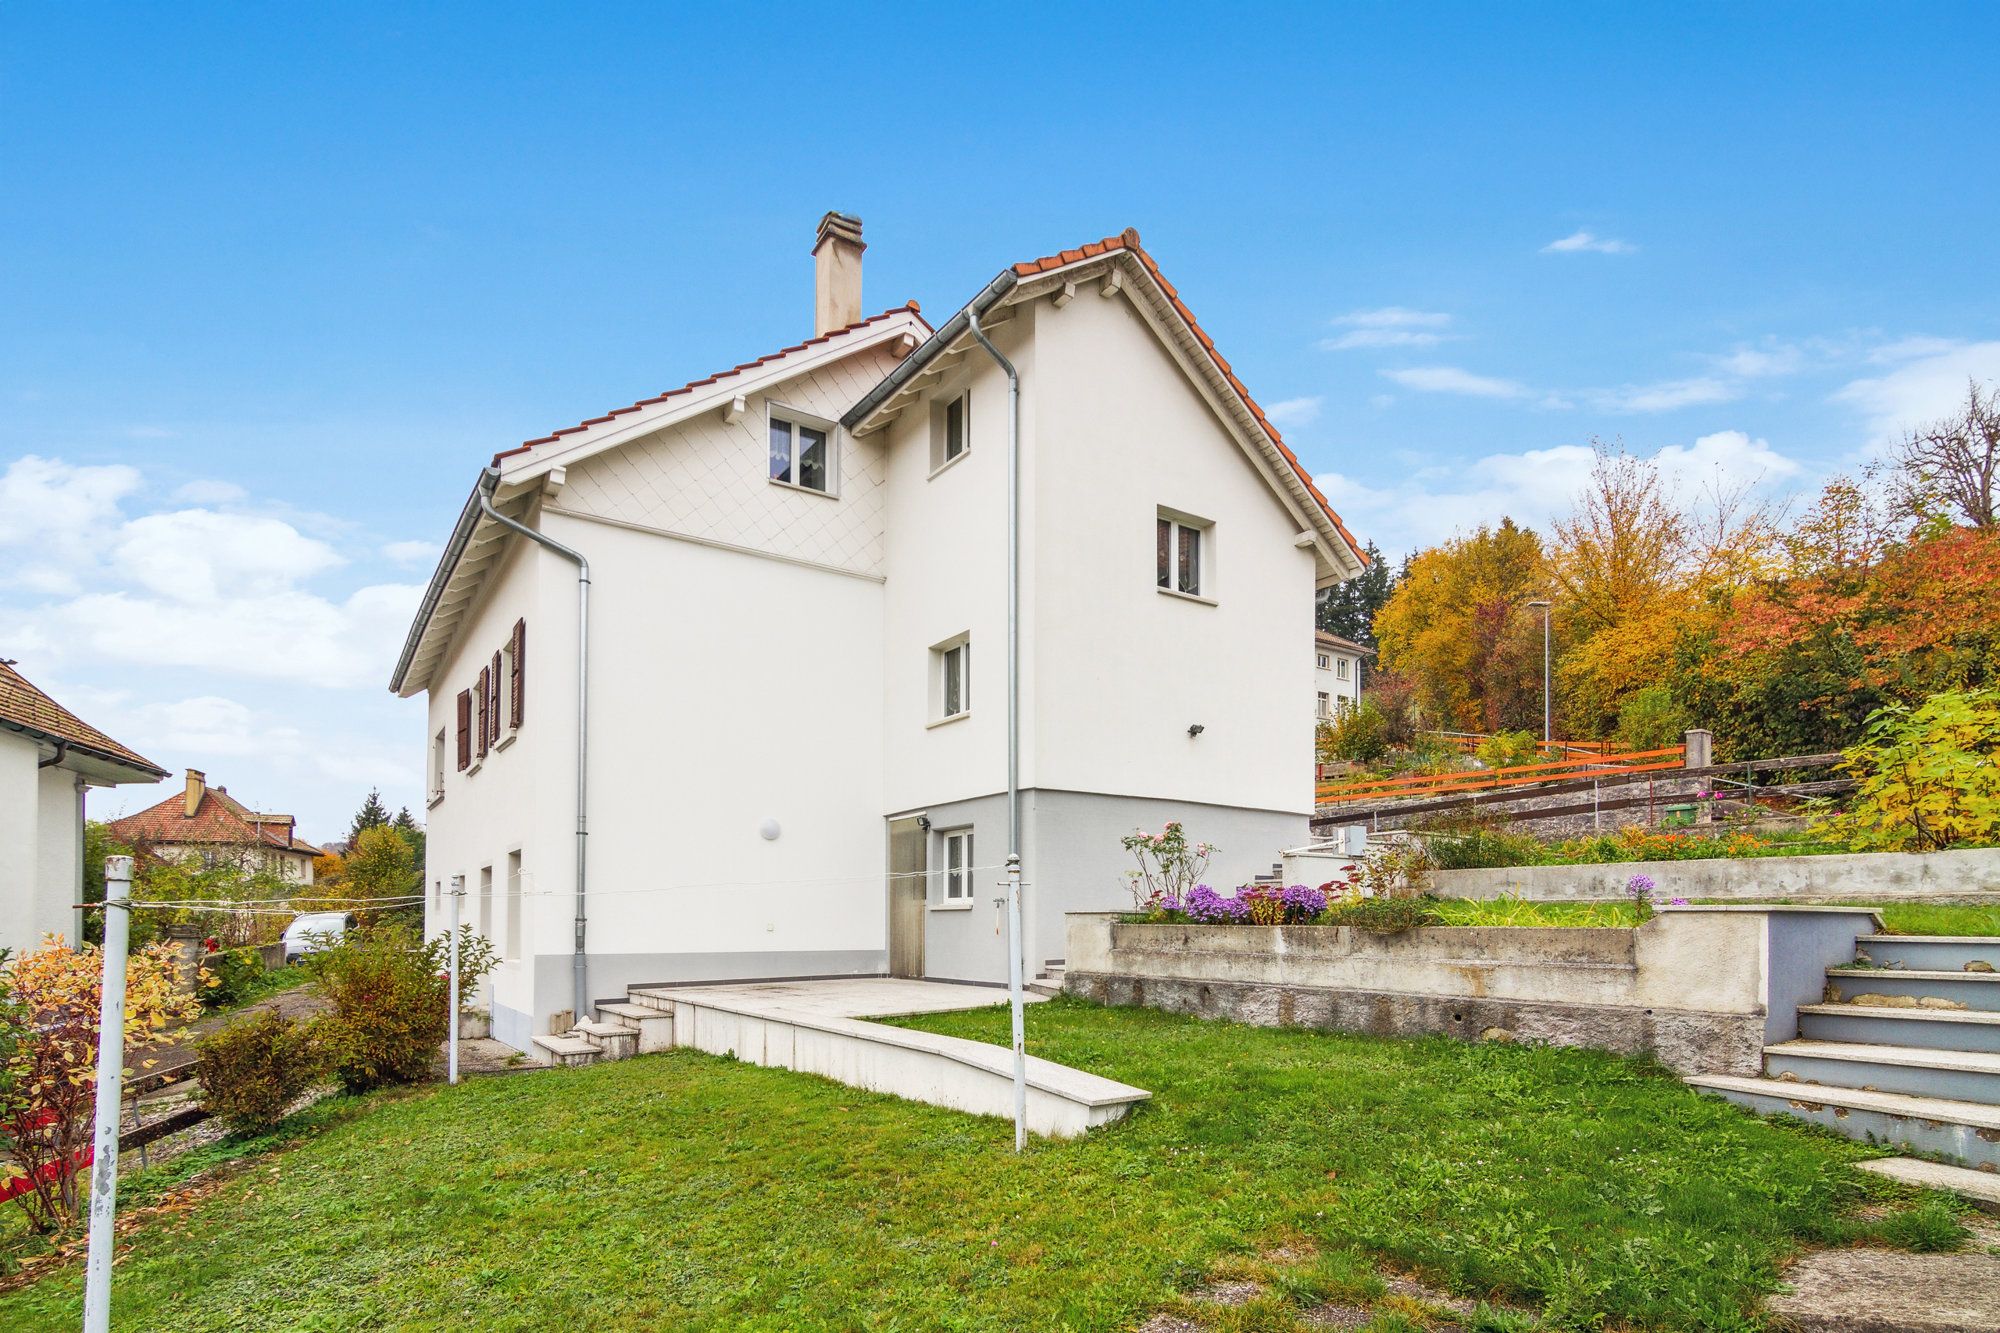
[651,976,1045,1021]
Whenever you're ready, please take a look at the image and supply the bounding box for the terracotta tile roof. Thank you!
[108,785,323,858]
[1315,631,1372,655]
[0,659,164,777]
[1011,229,1367,567]
[492,302,930,467]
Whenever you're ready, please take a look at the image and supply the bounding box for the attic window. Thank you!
[1156,508,1211,600]
[930,391,970,474]
[769,409,833,495]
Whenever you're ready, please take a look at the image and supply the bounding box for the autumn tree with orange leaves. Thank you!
[0,939,199,1232]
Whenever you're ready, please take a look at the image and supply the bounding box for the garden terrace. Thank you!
[0,1001,1969,1331]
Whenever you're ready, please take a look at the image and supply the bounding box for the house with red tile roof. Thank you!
[390,215,1368,1052]
[107,769,324,885]
[0,657,166,955]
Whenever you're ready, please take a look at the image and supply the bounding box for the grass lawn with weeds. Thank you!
[1430,898,2000,936]
[0,1000,1965,1332]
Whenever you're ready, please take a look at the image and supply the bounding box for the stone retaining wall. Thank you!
[1063,906,1879,1075]
[1434,846,2000,904]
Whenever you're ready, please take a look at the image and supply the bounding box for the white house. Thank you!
[107,769,323,885]
[391,217,1368,1050]
[1314,631,1366,720]
[0,658,166,956]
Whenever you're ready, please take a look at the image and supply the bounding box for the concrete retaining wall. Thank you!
[1064,906,1880,1075]
[1435,847,2000,904]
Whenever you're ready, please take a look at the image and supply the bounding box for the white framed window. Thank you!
[1317,692,1331,719]
[930,634,970,722]
[1336,657,1352,681]
[1156,508,1211,598]
[478,865,493,938]
[931,390,970,473]
[768,408,834,494]
[941,829,974,902]
[430,729,446,802]
[1317,653,1330,670]
[504,850,522,962]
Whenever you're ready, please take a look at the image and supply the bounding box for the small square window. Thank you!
[1156,510,1211,598]
[769,412,833,494]
[942,829,973,901]
[1317,653,1330,670]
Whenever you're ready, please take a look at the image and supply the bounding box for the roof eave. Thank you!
[388,470,497,696]
[0,719,167,783]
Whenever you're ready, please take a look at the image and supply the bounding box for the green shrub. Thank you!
[1817,689,2000,852]
[1321,896,1443,932]
[1474,729,1540,770]
[1617,685,1688,751]
[1320,700,1391,764]
[197,946,269,1010]
[197,1010,323,1134]
[306,923,495,1093]
[1418,820,1549,870]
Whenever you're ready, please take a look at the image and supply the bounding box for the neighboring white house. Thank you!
[1314,631,1366,720]
[0,658,166,956]
[108,769,323,885]
[391,216,1369,1050]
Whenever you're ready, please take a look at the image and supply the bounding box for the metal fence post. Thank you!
[447,875,464,1086]
[83,853,133,1333]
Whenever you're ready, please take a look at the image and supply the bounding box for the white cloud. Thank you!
[1709,343,1807,379]
[0,456,142,574]
[1833,338,2000,444]
[1322,308,1457,351]
[1380,366,1569,408]
[113,509,345,600]
[381,539,441,567]
[1542,229,1636,255]
[48,581,422,690]
[1264,396,1322,428]
[1593,376,1742,414]
[173,479,248,504]
[1316,429,1800,554]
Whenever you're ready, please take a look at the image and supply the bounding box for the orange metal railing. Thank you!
[1315,745,1686,805]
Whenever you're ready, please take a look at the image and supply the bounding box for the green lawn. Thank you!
[1431,898,2000,936]
[0,1000,1964,1332]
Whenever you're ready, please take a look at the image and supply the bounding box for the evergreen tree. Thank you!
[347,788,391,846]
[1315,540,1398,648]
[390,806,426,868]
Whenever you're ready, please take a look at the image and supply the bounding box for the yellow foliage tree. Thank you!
[1374,518,1548,732]
[1,938,200,1231]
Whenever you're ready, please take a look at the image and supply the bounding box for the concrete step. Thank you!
[596,1001,677,1053]
[1767,1039,2000,1104]
[1856,1157,2000,1216]
[1687,1073,2000,1170]
[1797,1003,2000,1053]
[1826,967,2000,1011]
[1026,979,1064,998]
[625,987,679,1014]
[573,1020,638,1060]
[529,1033,600,1068]
[1856,934,2000,973]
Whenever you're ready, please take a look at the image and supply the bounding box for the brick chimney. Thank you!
[183,768,206,817]
[812,212,865,336]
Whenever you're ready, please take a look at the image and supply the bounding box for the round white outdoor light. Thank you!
[759,818,781,841]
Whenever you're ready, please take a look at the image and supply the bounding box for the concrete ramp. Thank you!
[625,979,1150,1138]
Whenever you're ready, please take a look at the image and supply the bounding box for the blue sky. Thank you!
[4,3,1997,838]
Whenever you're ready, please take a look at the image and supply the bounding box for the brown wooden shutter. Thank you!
[456,690,472,770]
[489,650,503,742]
[476,666,491,757]
[509,618,525,729]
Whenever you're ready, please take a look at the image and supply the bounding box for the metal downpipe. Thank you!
[478,471,593,1025]
[966,310,1029,1151]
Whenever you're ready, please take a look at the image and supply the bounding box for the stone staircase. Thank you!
[530,992,676,1067]
[1688,933,2000,1171]
[1029,958,1066,998]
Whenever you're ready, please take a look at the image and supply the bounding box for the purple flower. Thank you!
[1626,874,1657,898]
[1279,884,1328,921]
[1183,884,1249,923]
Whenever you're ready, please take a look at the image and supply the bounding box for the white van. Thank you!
[282,911,356,964]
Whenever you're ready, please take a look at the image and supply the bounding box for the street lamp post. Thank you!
[1526,599,1552,747]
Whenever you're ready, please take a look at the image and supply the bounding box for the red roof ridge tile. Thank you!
[1006,230,1367,568]
[493,302,929,467]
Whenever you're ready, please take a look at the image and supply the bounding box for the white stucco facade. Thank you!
[1314,632,1364,720]
[397,224,1367,1046]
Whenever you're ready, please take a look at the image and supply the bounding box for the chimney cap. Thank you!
[813,211,865,254]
